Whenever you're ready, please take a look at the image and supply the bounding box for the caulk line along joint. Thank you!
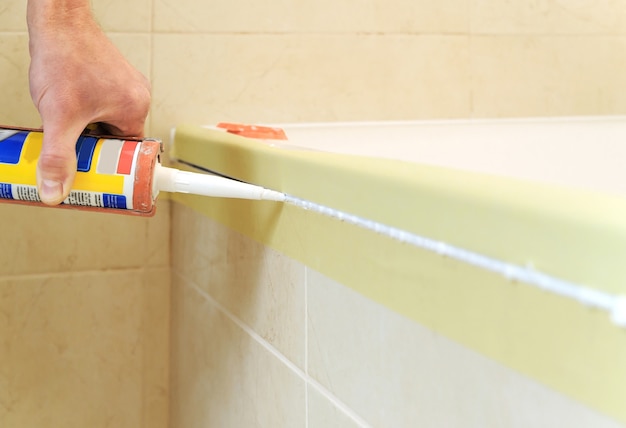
[0,126,285,216]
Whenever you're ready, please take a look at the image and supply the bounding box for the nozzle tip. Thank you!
[262,189,286,202]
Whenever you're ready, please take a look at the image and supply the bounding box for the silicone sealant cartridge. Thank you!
[0,126,284,216]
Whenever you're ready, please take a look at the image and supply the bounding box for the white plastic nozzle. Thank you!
[154,164,285,202]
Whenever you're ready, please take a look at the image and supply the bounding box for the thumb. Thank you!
[37,122,82,205]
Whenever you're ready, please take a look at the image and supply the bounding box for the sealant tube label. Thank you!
[0,129,141,210]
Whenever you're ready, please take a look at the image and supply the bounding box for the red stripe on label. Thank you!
[117,140,139,175]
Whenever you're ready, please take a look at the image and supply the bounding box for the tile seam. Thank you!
[145,30,626,37]
[185,278,372,428]
[305,267,309,428]
[0,266,162,281]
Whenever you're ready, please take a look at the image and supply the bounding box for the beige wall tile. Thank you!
[306,268,623,428]
[171,203,306,369]
[145,199,171,268]
[170,202,228,284]
[141,268,170,428]
[92,0,152,33]
[0,34,40,127]
[107,33,152,79]
[308,387,361,428]
[471,36,626,117]
[0,268,169,428]
[0,1,27,32]
[154,0,469,33]
[170,273,305,428]
[151,34,471,140]
[210,230,306,368]
[0,204,156,275]
[472,0,626,35]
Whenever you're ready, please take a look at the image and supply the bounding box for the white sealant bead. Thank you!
[436,242,448,256]
[504,264,517,281]
[610,296,626,328]
[576,286,606,309]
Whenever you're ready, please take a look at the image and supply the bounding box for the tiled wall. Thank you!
[148,0,626,140]
[2,0,626,427]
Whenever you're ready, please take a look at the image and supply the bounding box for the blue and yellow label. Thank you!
[0,129,139,210]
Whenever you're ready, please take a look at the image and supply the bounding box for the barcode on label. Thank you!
[66,191,102,207]
[11,185,128,210]
[16,185,40,202]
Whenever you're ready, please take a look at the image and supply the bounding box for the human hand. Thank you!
[27,1,151,205]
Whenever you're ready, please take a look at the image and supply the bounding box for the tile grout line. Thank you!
[186,279,372,428]
[119,30,626,37]
[0,266,161,281]
[305,267,309,428]
[4,29,626,37]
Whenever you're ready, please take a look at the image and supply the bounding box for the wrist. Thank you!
[27,0,94,36]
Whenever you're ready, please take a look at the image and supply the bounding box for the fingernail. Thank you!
[39,179,64,204]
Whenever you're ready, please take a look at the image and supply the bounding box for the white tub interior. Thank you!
[257,116,626,197]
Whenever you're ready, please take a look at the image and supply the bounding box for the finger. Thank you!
[99,119,146,138]
[36,121,83,205]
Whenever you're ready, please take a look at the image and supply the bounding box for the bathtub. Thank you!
[170,116,626,426]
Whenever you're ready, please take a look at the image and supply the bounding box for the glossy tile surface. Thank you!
[471,36,626,117]
[92,0,152,33]
[151,34,471,139]
[307,386,361,428]
[169,273,305,428]
[0,268,169,428]
[0,34,39,127]
[140,268,171,428]
[145,199,172,268]
[172,203,306,369]
[472,0,626,34]
[0,204,160,275]
[306,268,623,428]
[0,1,27,32]
[107,33,152,78]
